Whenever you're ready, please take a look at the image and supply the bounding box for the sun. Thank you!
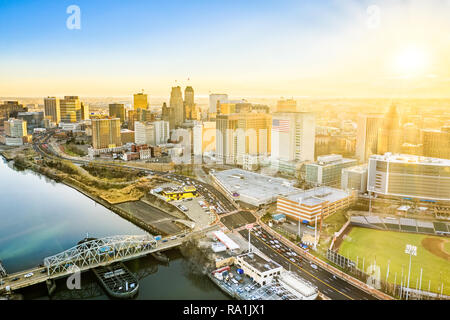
[394,46,430,76]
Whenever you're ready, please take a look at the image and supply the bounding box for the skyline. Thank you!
[2,0,450,97]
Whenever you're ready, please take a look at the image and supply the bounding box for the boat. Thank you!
[92,262,139,299]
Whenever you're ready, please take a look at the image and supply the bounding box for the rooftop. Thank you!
[213,169,300,202]
[282,186,351,206]
[370,153,450,166]
[343,164,368,174]
[238,252,281,274]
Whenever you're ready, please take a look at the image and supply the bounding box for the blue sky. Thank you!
[1,0,450,97]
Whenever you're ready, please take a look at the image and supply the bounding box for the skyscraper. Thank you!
[170,86,184,128]
[377,104,402,155]
[91,118,122,149]
[355,113,384,163]
[60,96,82,123]
[184,86,198,120]
[109,103,126,123]
[44,97,60,124]
[216,112,271,165]
[134,92,148,111]
[270,112,315,163]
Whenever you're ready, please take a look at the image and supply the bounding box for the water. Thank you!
[0,156,229,300]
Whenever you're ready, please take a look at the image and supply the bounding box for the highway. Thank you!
[238,227,377,300]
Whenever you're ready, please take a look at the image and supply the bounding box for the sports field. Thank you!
[338,227,450,296]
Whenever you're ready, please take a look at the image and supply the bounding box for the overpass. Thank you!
[0,226,219,294]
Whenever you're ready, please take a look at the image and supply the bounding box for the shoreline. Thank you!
[0,152,175,236]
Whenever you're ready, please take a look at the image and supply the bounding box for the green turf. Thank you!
[339,227,450,296]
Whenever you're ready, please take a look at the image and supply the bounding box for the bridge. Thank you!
[0,227,218,294]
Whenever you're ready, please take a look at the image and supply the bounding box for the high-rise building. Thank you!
[0,101,27,123]
[134,92,148,111]
[184,86,199,120]
[170,86,184,128]
[270,112,315,164]
[137,108,155,123]
[153,120,170,145]
[341,164,368,193]
[4,118,27,138]
[193,121,216,156]
[91,118,122,149]
[275,98,297,113]
[109,103,126,123]
[127,110,137,130]
[421,129,450,159]
[17,112,44,131]
[134,121,156,146]
[377,104,402,155]
[60,96,82,123]
[81,102,89,120]
[209,93,228,114]
[355,113,384,163]
[367,153,450,201]
[216,113,271,165]
[44,97,61,124]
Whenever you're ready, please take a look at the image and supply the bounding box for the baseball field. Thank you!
[338,227,450,296]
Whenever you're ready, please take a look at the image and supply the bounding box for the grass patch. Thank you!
[339,227,450,295]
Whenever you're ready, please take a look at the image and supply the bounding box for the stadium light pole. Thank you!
[405,244,417,300]
[419,268,423,300]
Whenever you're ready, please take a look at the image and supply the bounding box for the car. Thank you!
[24,272,34,278]
[162,239,168,243]
[310,264,318,270]
[40,269,47,274]
[11,277,19,282]
[289,258,296,263]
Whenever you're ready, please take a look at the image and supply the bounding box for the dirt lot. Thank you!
[422,237,450,261]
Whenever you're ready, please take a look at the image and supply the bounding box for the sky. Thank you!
[1,0,450,98]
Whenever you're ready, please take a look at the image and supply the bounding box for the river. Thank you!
[0,155,229,300]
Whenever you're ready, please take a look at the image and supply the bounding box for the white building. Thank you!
[193,121,216,156]
[153,120,170,145]
[134,121,155,145]
[271,112,315,167]
[341,164,368,193]
[235,252,282,286]
[367,153,450,201]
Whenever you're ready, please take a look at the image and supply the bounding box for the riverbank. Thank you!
[1,152,186,236]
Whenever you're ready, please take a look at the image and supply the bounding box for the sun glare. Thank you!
[394,46,430,76]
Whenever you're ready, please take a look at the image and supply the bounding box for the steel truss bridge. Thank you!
[43,235,157,275]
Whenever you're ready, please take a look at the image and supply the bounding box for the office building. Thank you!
[91,118,122,149]
[134,92,148,111]
[377,104,402,155]
[355,113,384,163]
[193,122,216,156]
[0,101,27,123]
[305,154,357,187]
[44,97,61,124]
[421,129,450,160]
[270,112,315,171]
[367,153,450,201]
[341,164,368,193]
[216,113,271,165]
[16,112,44,131]
[4,118,27,138]
[184,86,199,120]
[153,120,170,145]
[170,86,184,128]
[134,121,156,146]
[60,96,82,123]
[109,103,126,123]
[127,109,137,130]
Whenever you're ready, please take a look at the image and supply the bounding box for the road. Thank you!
[31,130,237,215]
[238,228,377,300]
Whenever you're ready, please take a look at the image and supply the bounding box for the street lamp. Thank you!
[405,244,417,300]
